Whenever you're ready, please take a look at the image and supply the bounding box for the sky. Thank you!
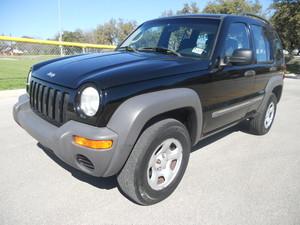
[1,0,273,40]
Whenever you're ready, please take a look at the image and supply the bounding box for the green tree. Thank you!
[162,1,262,17]
[161,9,175,17]
[271,0,300,51]
[117,19,137,43]
[95,19,118,45]
[55,29,86,42]
[203,0,262,15]
[84,30,97,44]
[161,2,200,16]
[95,19,137,45]
[177,2,200,14]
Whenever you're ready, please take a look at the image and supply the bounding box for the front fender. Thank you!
[103,88,203,176]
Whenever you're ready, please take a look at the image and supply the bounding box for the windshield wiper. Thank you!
[138,47,181,57]
[118,45,137,52]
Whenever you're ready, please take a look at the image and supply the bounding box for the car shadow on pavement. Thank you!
[191,123,242,152]
[36,123,247,192]
[37,143,117,190]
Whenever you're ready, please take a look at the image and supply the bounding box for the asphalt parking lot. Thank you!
[0,79,299,225]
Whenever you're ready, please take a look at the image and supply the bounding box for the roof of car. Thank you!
[150,13,269,25]
[157,14,226,19]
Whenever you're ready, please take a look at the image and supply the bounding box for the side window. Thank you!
[224,23,250,57]
[252,25,272,62]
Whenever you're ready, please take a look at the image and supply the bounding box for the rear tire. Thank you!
[117,119,191,205]
[248,93,277,135]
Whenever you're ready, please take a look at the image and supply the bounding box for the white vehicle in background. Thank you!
[283,49,289,56]
[292,49,299,56]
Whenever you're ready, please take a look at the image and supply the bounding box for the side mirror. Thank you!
[225,49,253,65]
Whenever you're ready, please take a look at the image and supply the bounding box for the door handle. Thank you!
[244,70,256,77]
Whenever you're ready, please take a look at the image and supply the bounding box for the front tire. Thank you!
[117,119,191,205]
[248,93,277,135]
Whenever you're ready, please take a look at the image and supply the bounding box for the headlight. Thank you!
[26,70,32,93]
[27,70,32,85]
[79,86,100,117]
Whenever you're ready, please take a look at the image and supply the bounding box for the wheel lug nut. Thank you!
[156,159,161,164]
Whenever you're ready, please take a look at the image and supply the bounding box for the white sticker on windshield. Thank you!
[192,47,204,55]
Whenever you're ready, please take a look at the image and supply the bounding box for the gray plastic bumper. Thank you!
[13,94,118,177]
[13,88,203,177]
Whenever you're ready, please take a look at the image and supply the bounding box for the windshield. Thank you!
[119,18,220,59]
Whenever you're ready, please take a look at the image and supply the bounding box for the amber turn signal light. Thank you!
[73,135,113,149]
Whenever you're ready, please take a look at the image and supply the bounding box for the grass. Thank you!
[0,55,57,90]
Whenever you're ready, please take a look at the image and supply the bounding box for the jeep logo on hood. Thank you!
[46,72,56,78]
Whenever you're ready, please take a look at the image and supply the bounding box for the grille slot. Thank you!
[29,80,69,126]
[76,154,95,170]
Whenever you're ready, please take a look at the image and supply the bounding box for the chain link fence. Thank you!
[0,36,115,90]
[0,40,112,56]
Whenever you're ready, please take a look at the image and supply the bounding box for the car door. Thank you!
[203,22,256,134]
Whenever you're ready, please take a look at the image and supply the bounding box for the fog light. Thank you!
[73,136,113,149]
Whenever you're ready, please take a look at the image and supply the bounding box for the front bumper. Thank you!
[13,94,118,177]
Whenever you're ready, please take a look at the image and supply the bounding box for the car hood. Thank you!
[32,51,210,89]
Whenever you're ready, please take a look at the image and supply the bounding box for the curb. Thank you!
[0,89,26,99]
[285,73,300,79]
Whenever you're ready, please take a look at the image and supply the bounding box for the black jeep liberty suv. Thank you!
[13,14,284,205]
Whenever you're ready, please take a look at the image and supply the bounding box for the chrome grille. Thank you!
[29,80,69,126]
